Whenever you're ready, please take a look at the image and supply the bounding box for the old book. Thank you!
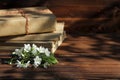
[0,33,66,53]
[0,22,64,41]
[0,7,56,37]
[0,22,66,53]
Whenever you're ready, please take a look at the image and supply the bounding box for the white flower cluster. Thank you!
[10,44,57,68]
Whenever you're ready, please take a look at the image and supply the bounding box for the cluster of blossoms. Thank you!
[10,44,58,68]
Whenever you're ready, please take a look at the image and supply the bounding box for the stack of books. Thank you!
[0,7,66,53]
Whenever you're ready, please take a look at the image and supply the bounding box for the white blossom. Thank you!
[38,46,45,53]
[16,60,23,68]
[12,48,23,57]
[43,62,50,69]
[45,48,50,57]
[16,60,30,68]
[24,44,31,52]
[32,44,38,49]
[11,44,57,68]
[23,61,30,68]
[31,44,38,55]
[33,56,42,68]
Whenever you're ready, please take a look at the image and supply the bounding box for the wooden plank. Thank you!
[1,0,118,8]
[0,62,120,79]
[47,0,119,6]
[0,34,120,79]
[49,6,105,18]
[0,72,84,80]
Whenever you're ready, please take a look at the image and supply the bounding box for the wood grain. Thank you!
[0,34,120,79]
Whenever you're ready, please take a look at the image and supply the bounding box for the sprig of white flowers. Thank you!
[10,44,58,68]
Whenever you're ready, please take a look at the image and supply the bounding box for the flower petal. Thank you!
[38,46,45,53]
[45,48,50,57]
[24,44,31,52]
[33,56,42,68]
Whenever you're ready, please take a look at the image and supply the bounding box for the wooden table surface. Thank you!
[0,34,120,80]
[0,0,120,79]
